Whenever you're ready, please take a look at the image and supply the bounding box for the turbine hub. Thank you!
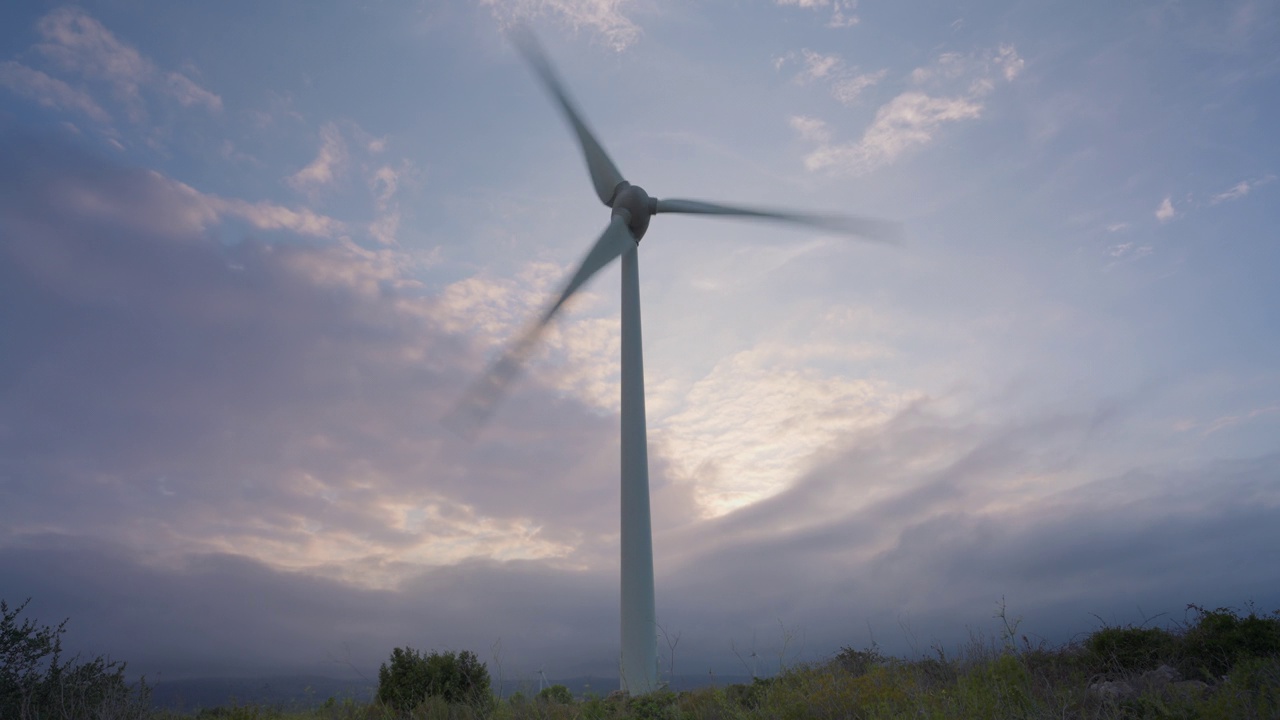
[611,182,658,241]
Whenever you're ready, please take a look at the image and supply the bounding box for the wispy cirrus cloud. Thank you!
[1203,403,1280,436]
[165,70,223,111]
[480,0,642,51]
[1155,196,1176,223]
[1104,242,1154,270]
[1,131,341,240]
[793,45,1022,175]
[793,93,983,174]
[1173,403,1280,437]
[832,69,888,103]
[288,123,348,196]
[777,49,886,105]
[201,191,344,238]
[368,161,418,246]
[31,7,222,121]
[0,60,109,122]
[1210,174,1275,204]
[775,0,860,28]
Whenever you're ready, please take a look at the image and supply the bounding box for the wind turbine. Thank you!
[452,28,900,694]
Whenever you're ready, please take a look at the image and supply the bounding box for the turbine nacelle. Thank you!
[609,182,657,241]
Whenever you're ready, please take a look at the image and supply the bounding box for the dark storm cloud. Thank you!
[3,125,1278,684]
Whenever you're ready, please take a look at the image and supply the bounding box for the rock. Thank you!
[1089,680,1136,701]
[1169,680,1209,699]
[1141,664,1180,686]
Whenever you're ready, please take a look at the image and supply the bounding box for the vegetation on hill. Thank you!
[3,597,1279,719]
[1,597,152,720]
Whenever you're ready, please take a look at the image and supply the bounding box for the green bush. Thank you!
[1084,624,1177,674]
[1179,604,1280,681]
[1199,655,1280,718]
[0,598,151,720]
[376,646,492,712]
[834,643,887,676]
[723,676,775,709]
[537,684,573,704]
[625,689,678,720]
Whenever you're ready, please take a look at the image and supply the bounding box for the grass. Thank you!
[16,604,1280,720]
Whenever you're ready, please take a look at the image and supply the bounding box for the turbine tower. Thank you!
[452,27,900,694]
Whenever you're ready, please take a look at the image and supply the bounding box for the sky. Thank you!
[2,0,1279,687]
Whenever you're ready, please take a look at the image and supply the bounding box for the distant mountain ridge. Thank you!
[148,673,758,711]
[149,675,375,712]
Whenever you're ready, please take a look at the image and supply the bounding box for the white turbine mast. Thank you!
[451,26,900,695]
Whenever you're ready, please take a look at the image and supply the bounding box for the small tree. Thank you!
[377,646,492,711]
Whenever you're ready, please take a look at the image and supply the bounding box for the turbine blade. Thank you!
[542,215,636,322]
[654,198,903,243]
[445,216,636,435]
[510,26,627,207]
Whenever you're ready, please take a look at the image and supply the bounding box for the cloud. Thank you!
[788,115,831,144]
[204,193,345,238]
[1,129,340,240]
[480,0,642,51]
[1209,174,1275,204]
[288,123,347,195]
[654,344,907,515]
[796,50,842,82]
[793,45,1019,175]
[1106,242,1151,260]
[779,49,886,104]
[367,162,417,246]
[832,69,887,104]
[1155,196,1176,222]
[801,92,983,174]
[5,129,1280,685]
[0,126,646,596]
[1104,242,1154,270]
[1212,181,1251,204]
[13,390,1276,681]
[775,0,860,28]
[1195,404,1280,437]
[994,44,1025,81]
[31,7,222,121]
[428,248,910,519]
[164,71,223,111]
[0,61,110,122]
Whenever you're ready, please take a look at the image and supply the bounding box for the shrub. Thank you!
[1084,624,1177,674]
[674,686,737,720]
[625,689,678,720]
[724,676,775,709]
[1179,604,1280,680]
[376,646,492,712]
[537,684,573,704]
[0,597,151,720]
[1200,656,1280,718]
[834,643,887,676]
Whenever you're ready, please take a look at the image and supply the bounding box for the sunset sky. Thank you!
[2,0,1278,685]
